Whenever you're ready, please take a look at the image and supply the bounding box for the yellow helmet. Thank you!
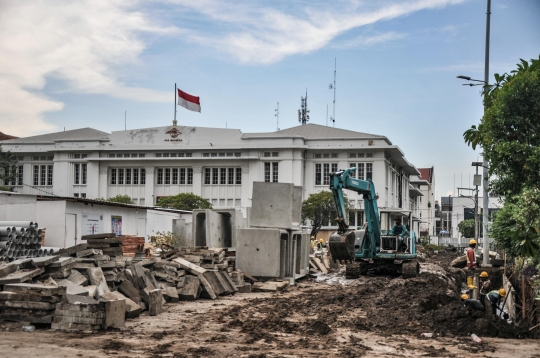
[499,288,506,297]
[311,236,315,239]
[461,294,469,300]
[319,238,324,243]
[480,271,489,278]
[469,239,477,245]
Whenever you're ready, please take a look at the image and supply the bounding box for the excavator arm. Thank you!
[329,168,381,257]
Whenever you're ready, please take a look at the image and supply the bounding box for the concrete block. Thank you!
[56,279,89,296]
[198,274,217,299]
[101,291,142,319]
[236,282,252,293]
[141,288,162,316]
[3,283,66,296]
[250,182,302,229]
[103,299,126,328]
[0,267,44,285]
[236,228,287,278]
[67,270,88,286]
[87,267,111,299]
[172,257,206,276]
[163,286,179,303]
[202,271,228,296]
[177,276,199,301]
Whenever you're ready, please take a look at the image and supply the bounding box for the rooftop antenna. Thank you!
[326,104,328,126]
[275,102,280,131]
[329,58,336,127]
[298,88,310,125]
[124,110,127,130]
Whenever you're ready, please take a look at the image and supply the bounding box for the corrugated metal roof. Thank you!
[243,123,387,140]
[1,128,109,143]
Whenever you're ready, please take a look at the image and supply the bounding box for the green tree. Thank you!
[464,56,540,197]
[301,191,350,238]
[0,145,18,186]
[156,193,212,211]
[457,219,476,239]
[95,195,135,204]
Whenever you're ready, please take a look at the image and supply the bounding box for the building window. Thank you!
[81,193,86,198]
[33,165,52,186]
[74,163,87,185]
[264,162,279,183]
[315,163,337,185]
[134,169,139,184]
[141,169,146,184]
[349,153,357,158]
[118,169,124,185]
[111,169,117,184]
[234,153,241,157]
[264,152,271,157]
[205,168,240,185]
[156,167,192,185]
[74,193,79,198]
[236,168,242,184]
[156,153,162,157]
[17,166,23,186]
[315,164,321,185]
[349,163,372,181]
[366,163,373,180]
[323,153,329,158]
[331,153,338,158]
[211,153,217,157]
[203,153,210,157]
[228,168,234,185]
[272,152,279,157]
[126,168,132,185]
[366,153,373,158]
[108,154,115,158]
[220,168,226,184]
[315,154,321,159]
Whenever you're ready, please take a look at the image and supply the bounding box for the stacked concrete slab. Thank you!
[236,182,310,282]
[192,208,246,248]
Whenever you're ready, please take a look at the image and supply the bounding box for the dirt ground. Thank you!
[0,251,539,358]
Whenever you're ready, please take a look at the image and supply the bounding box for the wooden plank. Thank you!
[81,233,117,240]
[86,238,123,245]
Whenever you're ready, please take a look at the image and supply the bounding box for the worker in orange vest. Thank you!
[466,239,477,289]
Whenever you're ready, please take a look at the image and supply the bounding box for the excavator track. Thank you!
[345,261,369,279]
[401,260,420,279]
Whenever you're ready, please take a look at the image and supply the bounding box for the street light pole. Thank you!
[482,0,492,267]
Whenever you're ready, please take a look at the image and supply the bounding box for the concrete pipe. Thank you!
[14,227,26,235]
[12,250,20,258]
[0,221,36,229]
[0,235,10,242]
[6,249,13,258]
[13,235,20,244]
[32,236,38,244]
[35,243,41,249]
[22,249,29,257]
[37,249,43,257]
[0,227,11,236]
[0,242,11,250]
[35,228,42,237]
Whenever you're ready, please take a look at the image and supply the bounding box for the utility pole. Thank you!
[482,0,492,267]
[298,89,309,125]
[472,162,482,244]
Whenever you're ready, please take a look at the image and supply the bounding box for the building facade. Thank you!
[410,167,436,237]
[1,123,420,227]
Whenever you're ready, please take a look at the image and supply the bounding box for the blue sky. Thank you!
[1,0,539,199]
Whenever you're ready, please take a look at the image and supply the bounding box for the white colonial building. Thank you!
[1,123,423,232]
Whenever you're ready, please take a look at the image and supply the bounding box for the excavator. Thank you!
[328,167,419,278]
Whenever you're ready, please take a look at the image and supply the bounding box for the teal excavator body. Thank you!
[328,167,419,278]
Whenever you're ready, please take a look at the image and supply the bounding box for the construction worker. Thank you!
[461,293,485,311]
[391,218,409,252]
[466,239,478,290]
[487,288,506,315]
[317,238,324,250]
[479,271,491,306]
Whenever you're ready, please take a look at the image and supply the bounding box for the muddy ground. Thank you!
[0,250,538,358]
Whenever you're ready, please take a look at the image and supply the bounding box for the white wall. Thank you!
[37,201,67,247]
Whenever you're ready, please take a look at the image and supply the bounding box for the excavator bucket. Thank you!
[329,231,356,262]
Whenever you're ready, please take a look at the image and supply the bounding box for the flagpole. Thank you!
[174,83,177,125]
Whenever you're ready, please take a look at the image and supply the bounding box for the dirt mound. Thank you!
[221,256,529,340]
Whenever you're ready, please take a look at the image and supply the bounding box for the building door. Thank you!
[65,214,77,247]
[137,218,146,238]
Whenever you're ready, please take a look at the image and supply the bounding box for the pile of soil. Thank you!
[221,252,529,341]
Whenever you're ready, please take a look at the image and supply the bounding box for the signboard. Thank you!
[83,213,103,236]
[111,216,122,236]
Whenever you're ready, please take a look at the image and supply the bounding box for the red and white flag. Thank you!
[177,89,201,112]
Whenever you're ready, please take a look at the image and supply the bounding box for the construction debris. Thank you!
[0,234,252,331]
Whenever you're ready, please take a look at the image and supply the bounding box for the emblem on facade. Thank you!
[165,127,182,138]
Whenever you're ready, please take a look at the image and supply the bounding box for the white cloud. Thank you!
[168,0,467,64]
[0,0,176,136]
[335,31,407,49]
